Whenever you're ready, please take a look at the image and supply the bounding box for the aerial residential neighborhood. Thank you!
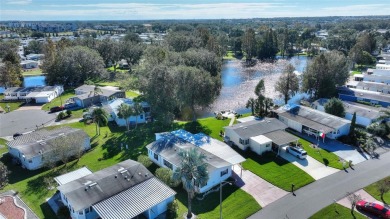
[0,1,390,219]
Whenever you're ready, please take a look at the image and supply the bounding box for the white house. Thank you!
[146,129,245,194]
[275,105,351,139]
[56,160,176,219]
[102,98,151,126]
[20,60,38,69]
[224,118,298,155]
[3,86,64,103]
[7,127,90,170]
[376,63,390,70]
[311,98,384,127]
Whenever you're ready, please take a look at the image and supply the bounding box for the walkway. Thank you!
[289,130,370,164]
[249,150,390,219]
[232,164,288,207]
[228,117,235,126]
[279,146,339,180]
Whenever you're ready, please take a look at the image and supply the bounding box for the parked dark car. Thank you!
[50,106,64,113]
[13,133,23,139]
[356,200,390,218]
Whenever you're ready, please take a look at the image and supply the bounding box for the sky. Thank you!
[1,0,390,21]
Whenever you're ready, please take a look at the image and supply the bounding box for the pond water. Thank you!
[23,75,46,87]
[197,56,309,118]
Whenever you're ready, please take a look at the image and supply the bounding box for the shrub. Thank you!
[137,155,152,168]
[66,110,72,116]
[57,112,66,120]
[155,167,178,187]
[0,161,9,189]
[367,123,389,137]
[166,199,179,219]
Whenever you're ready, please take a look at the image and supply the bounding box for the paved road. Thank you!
[249,151,390,219]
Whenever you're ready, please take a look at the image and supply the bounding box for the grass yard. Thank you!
[0,94,25,112]
[364,176,390,204]
[41,90,75,110]
[223,51,236,60]
[22,68,44,76]
[106,65,129,73]
[297,137,344,170]
[310,203,366,219]
[0,115,249,218]
[350,70,361,75]
[175,184,260,219]
[125,90,140,98]
[0,138,8,155]
[241,151,315,191]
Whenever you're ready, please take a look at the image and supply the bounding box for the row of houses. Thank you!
[3,86,64,103]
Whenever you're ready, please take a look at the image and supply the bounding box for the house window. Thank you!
[154,153,159,161]
[163,159,173,170]
[239,138,249,145]
[266,144,270,148]
[85,206,91,214]
[140,115,143,119]
[220,169,228,177]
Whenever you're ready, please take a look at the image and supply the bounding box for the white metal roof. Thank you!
[92,177,176,219]
[250,135,272,145]
[54,167,93,186]
[200,138,246,165]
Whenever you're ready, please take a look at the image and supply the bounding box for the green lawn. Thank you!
[41,90,75,110]
[22,68,44,76]
[125,90,140,98]
[0,115,259,218]
[0,138,8,155]
[0,94,25,112]
[106,65,129,73]
[175,184,260,219]
[223,51,236,60]
[297,137,344,170]
[241,151,315,191]
[310,203,366,219]
[364,176,390,204]
[350,70,361,75]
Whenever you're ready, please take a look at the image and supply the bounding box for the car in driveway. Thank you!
[356,200,390,218]
[286,146,307,159]
[50,106,64,113]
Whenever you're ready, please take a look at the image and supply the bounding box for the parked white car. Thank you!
[286,146,307,159]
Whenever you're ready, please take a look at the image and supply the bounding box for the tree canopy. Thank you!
[324,98,345,118]
[275,64,299,104]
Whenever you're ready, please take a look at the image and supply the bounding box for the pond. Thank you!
[197,56,309,118]
[23,75,46,87]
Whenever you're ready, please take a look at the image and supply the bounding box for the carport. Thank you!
[263,130,299,156]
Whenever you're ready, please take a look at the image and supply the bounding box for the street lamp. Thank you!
[220,180,234,219]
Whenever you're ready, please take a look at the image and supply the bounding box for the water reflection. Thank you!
[197,56,309,118]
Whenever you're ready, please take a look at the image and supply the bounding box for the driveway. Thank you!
[15,105,43,111]
[338,189,387,219]
[232,164,288,207]
[290,131,370,164]
[279,146,339,180]
[0,110,56,137]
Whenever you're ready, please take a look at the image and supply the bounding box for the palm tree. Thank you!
[133,102,144,129]
[117,103,133,131]
[246,97,256,115]
[173,148,209,219]
[90,107,108,135]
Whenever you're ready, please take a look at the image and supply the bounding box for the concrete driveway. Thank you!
[232,164,288,207]
[0,110,56,137]
[291,131,370,165]
[338,189,387,219]
[279,146,339,180]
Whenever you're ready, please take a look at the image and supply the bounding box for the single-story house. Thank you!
[376,63,390,70]
[338,86,390,107]
[3,86,64,103]
[363,72,390,84]
[146,129,245,194]
[7,127,90,170]
[20,60,38,69]
[26,53,44,61]
[56,160,176,219]
[354,81,390,94]
[73,85,125,108]
[311,98,384,127]
[102,98,151,126]
[274,105,351,140]
[224,118,298,155]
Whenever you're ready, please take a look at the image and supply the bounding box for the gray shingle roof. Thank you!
[262,130,299,146]
[338,87,390,103]
[93,177,175,219]
[278,105,350,133]
[58,160,173,212]
[224,118,288,139]
[357,81,390,91]
[7,127,89,159]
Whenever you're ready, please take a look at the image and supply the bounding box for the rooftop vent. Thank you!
[39,142,46,145]
[58,133,65,136]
